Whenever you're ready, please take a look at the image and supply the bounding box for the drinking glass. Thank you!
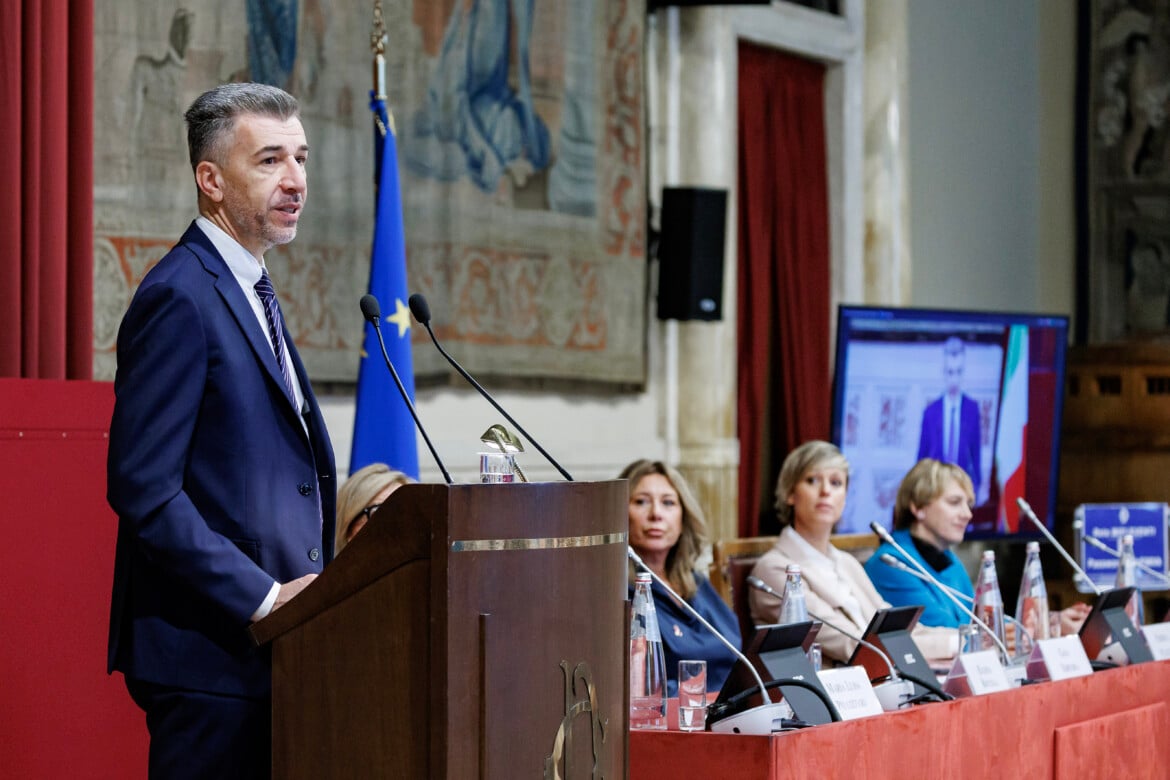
[1048,611,1062,639]
[959,624,982,655]
[478,452,515,483]
[806,642,823,672]
[677,660,707,731]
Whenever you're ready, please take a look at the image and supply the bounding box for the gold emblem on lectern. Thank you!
[544,661,607,780]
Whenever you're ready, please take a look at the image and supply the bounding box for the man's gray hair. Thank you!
[184,83,300,171]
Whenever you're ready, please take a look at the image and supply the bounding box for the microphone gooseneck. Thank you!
[745,575,900,682]
[1018,499,1102,595]
[408,293,574,482]
[358,295,453,484]
[1078,529,1170,586]
[746,575,950,704]
[870,522,1014,664]
[627,548,775,706]
[877,554,1035,651]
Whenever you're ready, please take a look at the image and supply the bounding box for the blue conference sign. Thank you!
[1074,503,1169,593]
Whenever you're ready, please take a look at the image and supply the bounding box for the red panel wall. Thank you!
[0,379,147,778]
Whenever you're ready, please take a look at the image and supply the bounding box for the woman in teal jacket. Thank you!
[865,459,976,628]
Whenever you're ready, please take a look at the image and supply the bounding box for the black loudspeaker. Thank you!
[656,186,728,321]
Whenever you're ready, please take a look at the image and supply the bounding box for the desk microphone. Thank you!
[1017,498,1101,595]
[878,554,1034,650]
[626,548,799,734]
[359,295,452,484]
[745,575,938,708]
[870,522,1014,665]
[1075,524,1170,587]
[407,293,573,481]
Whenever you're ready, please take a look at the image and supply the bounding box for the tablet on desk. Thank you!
[711,620,837,726]
[715,620,821,706]
[846,605,930,689]
[1079,586,1153,664]
[745,620,822,658]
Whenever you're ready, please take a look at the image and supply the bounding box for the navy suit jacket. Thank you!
[917,394,981,493]
[107,222,336,698]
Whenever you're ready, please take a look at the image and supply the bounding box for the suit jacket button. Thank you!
[309,547,320,562]
[298,482,312,496]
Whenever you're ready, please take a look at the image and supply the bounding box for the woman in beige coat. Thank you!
[749,441,958,666]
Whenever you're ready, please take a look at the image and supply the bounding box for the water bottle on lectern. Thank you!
[629,572,667,730]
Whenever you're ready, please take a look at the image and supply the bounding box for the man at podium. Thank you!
[106,83,337,779]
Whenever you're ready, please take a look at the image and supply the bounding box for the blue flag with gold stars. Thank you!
[350,94,419,478]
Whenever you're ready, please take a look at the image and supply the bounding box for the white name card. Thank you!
[944,650,1010,697]
[1026,636,1093,681]
[816,666,884,720]
[1141,622,1170,661]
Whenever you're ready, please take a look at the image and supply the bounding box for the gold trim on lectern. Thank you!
[451,532,627,552]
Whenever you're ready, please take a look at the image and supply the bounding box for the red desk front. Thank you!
[631,661,1170,779]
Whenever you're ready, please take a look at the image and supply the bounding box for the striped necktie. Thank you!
[254,269,298,405]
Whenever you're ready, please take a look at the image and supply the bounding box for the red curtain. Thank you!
[0,1,94,379]
[736,43,831,537]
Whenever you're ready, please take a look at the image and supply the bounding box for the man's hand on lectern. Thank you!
[272,573,318,612]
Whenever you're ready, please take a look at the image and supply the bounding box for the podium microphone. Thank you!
[745,575,941,707]
[408,293,573,481]
[1076,524,1170,587]
[1017,498,1102,595]
[627,548,798,734]
[359,295,452,484]
[869,522,1013,664]
[878,554,1034,650]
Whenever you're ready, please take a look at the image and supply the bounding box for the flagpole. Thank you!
[371,1,386,102]
[370,1,394,138]
[351,1,421,479]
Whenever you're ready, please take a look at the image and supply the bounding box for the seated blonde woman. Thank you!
[621,459,740,695]
[748,441,958,666]
[335,463,412,554]
[865,459,978,629]
[867,458,1090,638]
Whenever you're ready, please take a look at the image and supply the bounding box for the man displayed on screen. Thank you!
[916,337,982,497]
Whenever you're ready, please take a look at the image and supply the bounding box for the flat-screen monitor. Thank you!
[830,305,1069,538]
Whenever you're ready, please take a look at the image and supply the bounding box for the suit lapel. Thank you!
[179,224,306,434]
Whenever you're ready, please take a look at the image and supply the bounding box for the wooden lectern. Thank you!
[251,481,629,779]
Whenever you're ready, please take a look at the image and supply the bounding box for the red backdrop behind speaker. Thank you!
[0,379,147,778]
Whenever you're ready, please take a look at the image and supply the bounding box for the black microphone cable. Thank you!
[706,678,842,725]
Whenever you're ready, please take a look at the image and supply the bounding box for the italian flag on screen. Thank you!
[996,326,1029,532]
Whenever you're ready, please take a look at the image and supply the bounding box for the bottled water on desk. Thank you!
[1014,541,1049,656]
[972,550,1007,662]
[1115,534,1144,627]
[776,564,809,624]
[629,572,667,730]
